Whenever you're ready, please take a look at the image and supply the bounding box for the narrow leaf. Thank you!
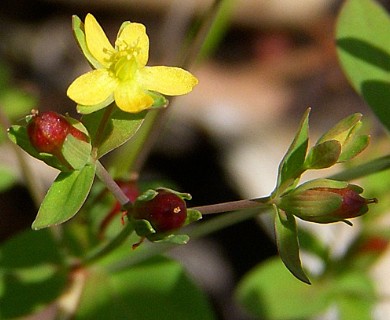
[32,163,96,229]
[274,205,311,284]
[317,113,362,144]
[339,134,370,162]
[275,108,310,194]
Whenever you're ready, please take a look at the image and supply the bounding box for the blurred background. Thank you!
[0,0,388,319]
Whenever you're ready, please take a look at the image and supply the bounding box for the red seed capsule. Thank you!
[27,111,87,155]
[133,189,187,232]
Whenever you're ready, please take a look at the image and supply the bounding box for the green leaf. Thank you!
[72,15,103,69]
[75,256,215,320]
[274,205,311,284]
[131,218,156,238]
[274,108,310,195]
[82,107,146,158]
[148,91,168,108]
[336,0,390,131]
[135,189,159,202]
[61,134,92,170]
[185,209,202,225]
[77,97,114,115]
[339,134,370,162]
[0,229,67,319]
[32,163,96,229]
[317,113,362,145]
[151,233,190,245]
[305,140,341,169]
[236,257,330,319]
[291,178,349,192]
[315,113,369,162]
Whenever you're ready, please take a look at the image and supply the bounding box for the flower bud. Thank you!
[132,188,188,233]
[27,110,88,156]
[277,179,377,224]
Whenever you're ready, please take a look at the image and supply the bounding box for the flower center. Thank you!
[107,42,141,82]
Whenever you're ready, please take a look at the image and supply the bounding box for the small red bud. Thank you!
[318,187,377,220]
[278,181,377,224]
[132,189,187,232]
[27,111,87,156]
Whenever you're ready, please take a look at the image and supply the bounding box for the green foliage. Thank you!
[236,257,376,320]
[0,229,67,319]
[315,113,369,162]
[236,258,329,319]
[273,108,310,195]
[32,164,96,229]
[273,205,310,284]
[76,256,215,320]
[304,140,341,169]
[82,107,146,158]
[61,134,92,170]
[336,0,390,131]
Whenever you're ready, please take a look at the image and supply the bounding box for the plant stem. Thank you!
[95,160,129,206]
[190,196,271,215]
[106,206,270,273]
[90,103,115,159]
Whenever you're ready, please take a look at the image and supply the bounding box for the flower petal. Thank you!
[116,23,149,67]
[114,81,154,113]
[138,66,198,96]
[85,14,114,67]
[67,69,117,106]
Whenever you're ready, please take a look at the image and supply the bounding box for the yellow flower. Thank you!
[67,14,198,113]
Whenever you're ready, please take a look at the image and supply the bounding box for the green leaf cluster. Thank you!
[0,228,216,319]
[236,257,376,320]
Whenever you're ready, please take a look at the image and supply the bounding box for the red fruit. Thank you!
[27,111,87,155]
[133,189,187,232]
